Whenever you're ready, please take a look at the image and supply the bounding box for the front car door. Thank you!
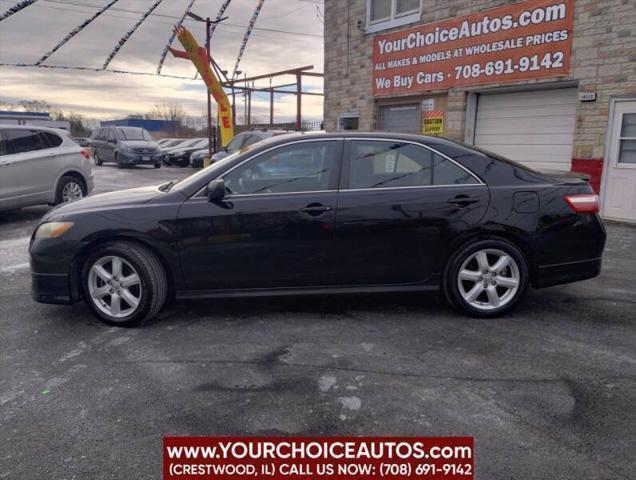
[332,138,490,286]
[177,139,343,291]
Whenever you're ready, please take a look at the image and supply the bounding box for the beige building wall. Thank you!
[324,0,636,174]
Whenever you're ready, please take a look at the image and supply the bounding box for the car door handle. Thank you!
[300,203,332,216]
[447,196,479,207]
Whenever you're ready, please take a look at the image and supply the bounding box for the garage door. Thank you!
[379,104,420,134]
[475,88,577,171]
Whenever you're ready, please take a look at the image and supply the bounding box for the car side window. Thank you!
[39,132,63,149]
[3,129,45,155]
[346,140,478,189]
[224,141,338,195]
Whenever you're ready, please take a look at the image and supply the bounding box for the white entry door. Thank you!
[602,100,636,223]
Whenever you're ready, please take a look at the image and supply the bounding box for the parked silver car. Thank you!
[0,125,93,211]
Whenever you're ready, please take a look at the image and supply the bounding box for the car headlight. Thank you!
[34,222,74,239]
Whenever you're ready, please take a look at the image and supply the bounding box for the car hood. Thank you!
[43,185,162,220]
[191,148,209,158]
[120,140,158,149]
[211,150,230,161]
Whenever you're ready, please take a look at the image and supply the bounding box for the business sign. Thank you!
[372,0,574,96]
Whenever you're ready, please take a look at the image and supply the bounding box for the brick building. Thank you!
[323,0,636,222]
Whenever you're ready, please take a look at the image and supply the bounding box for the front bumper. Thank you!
[119,151,162,165]
[31,271,72,304]
[30,237,79,305]
[165,154,191,167]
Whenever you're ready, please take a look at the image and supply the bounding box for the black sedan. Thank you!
[30,132,606,326]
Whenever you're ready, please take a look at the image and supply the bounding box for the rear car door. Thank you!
[177,139,343,290]
[0,128,50,209]
[332,138,490,285]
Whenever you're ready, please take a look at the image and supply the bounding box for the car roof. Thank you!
[245,130,459,147]
[0,123,70,135]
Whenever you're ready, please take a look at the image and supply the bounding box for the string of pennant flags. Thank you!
[156,0,197,75]
[36,0,121,65]
[1,0,270,85]
[0,0,39,22]
[232,0,266,79]
[0,62,195,80]
[209,0,233,37]
[102,0,165,70]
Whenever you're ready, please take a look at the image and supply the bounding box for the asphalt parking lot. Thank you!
[1,164,634,479]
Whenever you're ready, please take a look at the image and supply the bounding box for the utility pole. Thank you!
[205,17,213,159]
[186,12,228,161]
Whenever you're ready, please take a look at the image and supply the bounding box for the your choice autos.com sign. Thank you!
[372,0,574,96]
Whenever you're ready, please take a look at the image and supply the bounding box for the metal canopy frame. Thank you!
[222,65,324,130]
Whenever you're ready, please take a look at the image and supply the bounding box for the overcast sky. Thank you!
[0,0,324,123]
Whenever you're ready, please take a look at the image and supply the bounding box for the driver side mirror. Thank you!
[206,179,226,203]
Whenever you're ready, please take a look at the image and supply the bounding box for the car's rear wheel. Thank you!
[82,242,167,327]
[443,238,529,318]
[94,151,103,166]
[154,163,161,169]
[55,175,86,205]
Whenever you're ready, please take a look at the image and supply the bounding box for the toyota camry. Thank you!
[30,132,606,326]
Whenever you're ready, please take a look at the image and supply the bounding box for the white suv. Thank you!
[0,125,94,211]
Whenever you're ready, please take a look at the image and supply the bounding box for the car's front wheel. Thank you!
[81,242,167,327]
[443,238,529,318]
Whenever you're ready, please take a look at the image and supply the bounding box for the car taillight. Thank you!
[80,148,91,160]
[564,194,599,214]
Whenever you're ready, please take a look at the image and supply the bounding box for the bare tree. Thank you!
[146,102,186,124]
[0,99,16,111]
[18,99,51,112]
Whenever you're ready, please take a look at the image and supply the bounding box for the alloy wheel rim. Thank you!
[457,248,520,311]
[62,182,83,202]
[88,256,142,319]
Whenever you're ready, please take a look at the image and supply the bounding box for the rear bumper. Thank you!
[534,257,602,288]
[31,271,72,304]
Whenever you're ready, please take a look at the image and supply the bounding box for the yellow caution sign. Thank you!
[422,110,444,137]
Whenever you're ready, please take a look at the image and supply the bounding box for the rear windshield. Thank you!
[116,127,153,141]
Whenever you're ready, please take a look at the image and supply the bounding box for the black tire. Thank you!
[54,175,86,205]
[94,151,103,166]
[154,163,161,169]
[81,241,168,327]
[115,153,124,168]
[443,238,529,318]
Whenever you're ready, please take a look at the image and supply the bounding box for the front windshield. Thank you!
[226,133,247,152]
[117,127,153,141]
[179,138,203,148]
